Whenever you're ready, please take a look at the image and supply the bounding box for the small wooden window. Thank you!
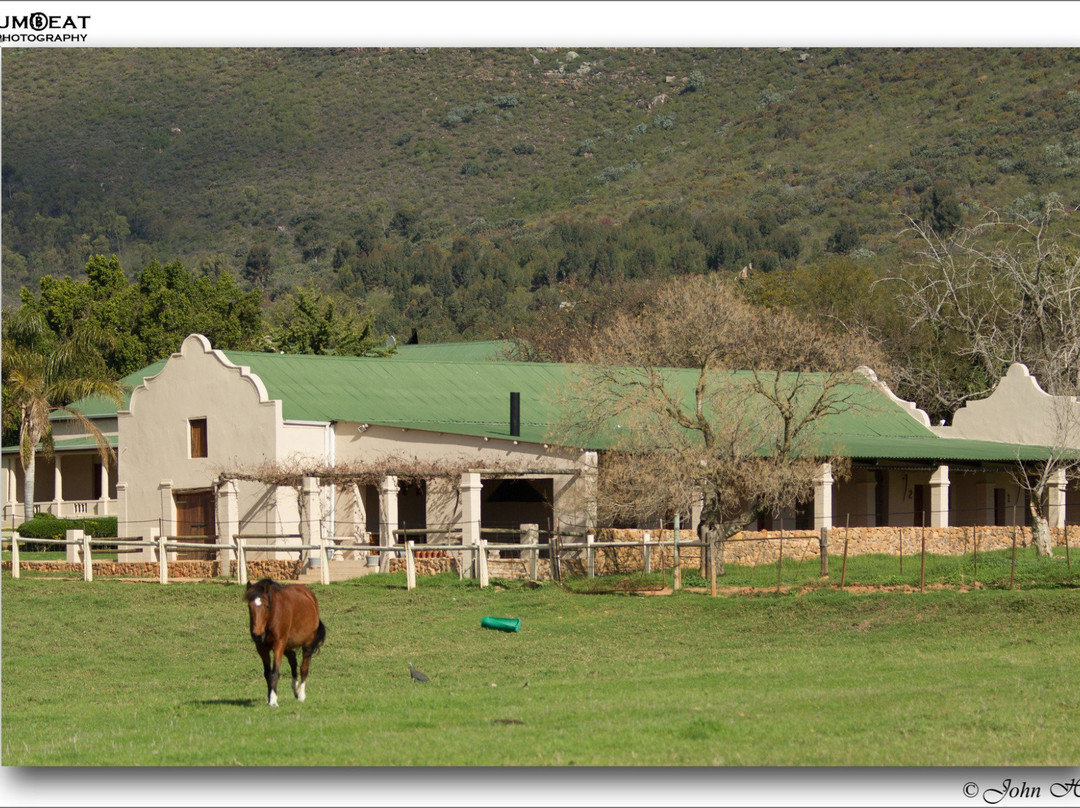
[190,418,208,459]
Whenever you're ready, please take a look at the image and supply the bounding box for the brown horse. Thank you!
[244,578,326,707]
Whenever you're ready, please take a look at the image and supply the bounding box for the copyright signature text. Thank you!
[964,778,1080,804]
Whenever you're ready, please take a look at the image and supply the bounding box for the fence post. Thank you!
[319,533,330,587]
[586,532,595,578]
[973,524,978,579]
[478,539,490,588]
[920,524,926,593]
[673,513,682,592]
[840,530,850,590]
[66,529,82,563]
[819,527,829,578]
[643,531,651,575]
[777,528,784,593]
[237,536,248,586]
[709,530,718,597]
[11,532,19,580]
[522,523,539,580]
[406,540,417,591]
[899,526,904,575]
[67,529,91,582]
[159,533,168,585]
[1010,525,1017,590]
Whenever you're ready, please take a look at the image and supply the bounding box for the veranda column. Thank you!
[582,451,599,533]
[813,463,834,530]
[1048,468,1067,530]
[52,456,64,516]
[98,462,111,516]
[218,480,239,577]
[379,475,399,573]
[459,472,482,578]
[930,465,950,528]
[3,459,18,526]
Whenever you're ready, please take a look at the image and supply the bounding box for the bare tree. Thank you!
[894,200,1080,555]
[896,200,1080,403]
[548,274,883,542]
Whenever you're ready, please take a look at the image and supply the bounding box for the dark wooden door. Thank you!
[175,489,216,560]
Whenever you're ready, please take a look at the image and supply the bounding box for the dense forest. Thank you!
[4,46,1080,416]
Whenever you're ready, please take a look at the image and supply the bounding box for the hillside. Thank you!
[4,47,1080,335]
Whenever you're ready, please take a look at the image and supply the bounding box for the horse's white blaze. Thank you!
[252,597,263,607]
[268,690,279,707]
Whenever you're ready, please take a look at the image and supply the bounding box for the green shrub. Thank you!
[574,138,596,156]
[16,515,118,540]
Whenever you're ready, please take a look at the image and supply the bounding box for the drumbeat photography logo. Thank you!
[0,11,90,43]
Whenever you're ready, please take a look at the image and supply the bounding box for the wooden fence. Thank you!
[10,522,1070,591]
[5,526,709,590]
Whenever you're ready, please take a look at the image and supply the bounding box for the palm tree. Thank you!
[2,313,125,524]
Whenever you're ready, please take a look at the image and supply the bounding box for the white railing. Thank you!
[4,499,112,523]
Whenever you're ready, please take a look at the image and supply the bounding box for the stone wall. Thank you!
[721,524,1072,567]
[542,524,1072,577]
[2,559,302,581]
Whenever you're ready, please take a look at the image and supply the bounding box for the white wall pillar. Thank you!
[1048,468,1067,530]
[218,480,239,576]
[158,480,175,537]
[459,472,482,578]
[379,475,399,573]
[301,476,321,565]
[930,465,950,528]
[813,463,834,530]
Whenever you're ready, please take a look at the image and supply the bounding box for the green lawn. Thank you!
[3,571,1078,768]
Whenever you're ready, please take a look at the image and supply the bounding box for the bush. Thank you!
[17,515,118,540]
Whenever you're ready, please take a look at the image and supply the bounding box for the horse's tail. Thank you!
[306,620,327,657]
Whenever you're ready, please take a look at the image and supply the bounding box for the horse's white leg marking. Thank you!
[268,689,279,707]
[296,680,306,702]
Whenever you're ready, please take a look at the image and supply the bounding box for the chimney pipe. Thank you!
[510,392,521,437]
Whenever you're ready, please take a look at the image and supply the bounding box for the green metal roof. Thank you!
[55,359,168,418]
[223,351,566,444]
[1,434,118,455]
[42,341,1061,463]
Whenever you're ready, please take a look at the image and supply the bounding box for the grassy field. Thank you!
[2,569,1079,768]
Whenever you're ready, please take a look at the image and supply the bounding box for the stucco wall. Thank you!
[117,335,323,539]
[936,363,1080,446]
